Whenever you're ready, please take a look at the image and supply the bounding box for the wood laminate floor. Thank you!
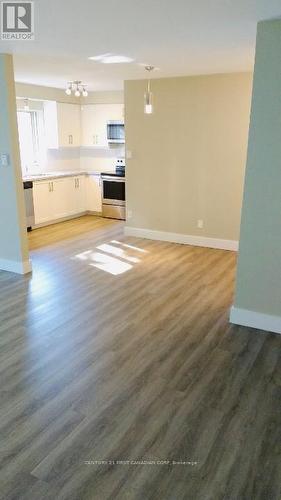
[0,215,280,500]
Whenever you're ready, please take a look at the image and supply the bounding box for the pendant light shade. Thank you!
[144,91,153,114]
[144,66,154,114]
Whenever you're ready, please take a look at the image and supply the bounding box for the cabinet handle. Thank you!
[77,178,79,188]
[69,134,73,145]
[52,182,54,192]
[48,182,51,192]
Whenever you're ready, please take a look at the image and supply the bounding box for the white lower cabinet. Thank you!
[33,180,54,225]
[73,176,86,214]
[86,174,102,212]
[33,174,101,226]
[33,176,86,225]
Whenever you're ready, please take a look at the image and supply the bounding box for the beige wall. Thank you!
[125,73,253,242]
[0,55,30,273]
[232,20,281,322]
[83,90,123,104]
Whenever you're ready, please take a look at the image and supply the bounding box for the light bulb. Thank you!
[82,89,88,97]
[75,89,81,97]
[65,87,72,95]
[145,104,153,114]
[144,91,153,114]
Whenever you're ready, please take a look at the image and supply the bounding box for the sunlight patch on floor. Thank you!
[110,240,148,253]
[96,244,140,263]
[72,239,148,275]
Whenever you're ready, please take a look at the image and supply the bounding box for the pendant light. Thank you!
[144,66,154,114]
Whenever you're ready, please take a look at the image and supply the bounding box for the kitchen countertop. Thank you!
[22,170,116,182]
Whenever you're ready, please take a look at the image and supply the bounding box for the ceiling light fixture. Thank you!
[88,53,112,61]
[88,54,134,64]
[65,81,88,97]
[144,66,154,114]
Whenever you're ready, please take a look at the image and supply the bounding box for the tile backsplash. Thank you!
[26,144,125,175]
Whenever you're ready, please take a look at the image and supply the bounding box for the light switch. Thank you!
[0,153,9,167]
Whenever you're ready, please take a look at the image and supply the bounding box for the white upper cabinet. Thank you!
[81,104,124,148]
[44,101,81,148]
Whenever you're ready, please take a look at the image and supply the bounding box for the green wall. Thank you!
[0,54,30,273]
[233,20,281,318]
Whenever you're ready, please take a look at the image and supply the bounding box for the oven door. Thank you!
[102,176,125,206]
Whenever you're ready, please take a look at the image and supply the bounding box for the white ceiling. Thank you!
[1,0,281,91]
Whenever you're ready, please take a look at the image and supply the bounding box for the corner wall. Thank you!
[124,73,253,249]
[0,54,30,274]
[231,20,281,334]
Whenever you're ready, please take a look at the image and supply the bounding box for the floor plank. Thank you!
[0,215,280,500]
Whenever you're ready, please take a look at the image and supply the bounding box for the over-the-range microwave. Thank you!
[107,121,125,144]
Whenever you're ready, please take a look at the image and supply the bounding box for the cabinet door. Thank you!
[57,103,81,147]
[81,104,124,148]
[80,105,94,147]
[81,105,108,147]
[74,176,86,213]
[107,103,124,121]
[51,177,77,219]
[86,174,102,212]
[33,181,54,224]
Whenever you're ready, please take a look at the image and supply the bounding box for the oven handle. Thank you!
[101,176,125,182]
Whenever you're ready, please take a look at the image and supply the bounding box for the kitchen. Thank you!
[20,91,126,234]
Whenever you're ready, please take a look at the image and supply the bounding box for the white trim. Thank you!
[124,226,238,251]
[34,212,88,229]
[230,306,281,335]
[0,258,32,275]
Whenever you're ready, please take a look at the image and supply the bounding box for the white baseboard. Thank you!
[124,226,238,251]
[230,306,281,335]
[33,211,102,229]
[0,258,32,275]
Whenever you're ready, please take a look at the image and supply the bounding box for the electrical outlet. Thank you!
[126,150,132,159]
[127,210,133,219]
[0,153,9,167]
[197,219,204,229]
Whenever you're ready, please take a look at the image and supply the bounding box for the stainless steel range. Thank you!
[101,159,126,220]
